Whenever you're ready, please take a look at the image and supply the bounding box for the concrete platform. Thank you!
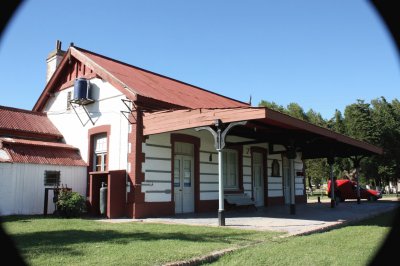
[128,199,399,236]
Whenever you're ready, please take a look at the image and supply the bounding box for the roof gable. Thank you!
[33,46,249,111]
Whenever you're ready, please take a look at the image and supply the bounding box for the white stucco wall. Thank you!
[0,162,86,216]
[44,78,130,171]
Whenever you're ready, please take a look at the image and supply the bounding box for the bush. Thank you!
[56,189,87,218]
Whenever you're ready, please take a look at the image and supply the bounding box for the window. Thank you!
[222,149,238,189]
[271,159,280,176]
[44,171,60,187]
[93,134,107,171]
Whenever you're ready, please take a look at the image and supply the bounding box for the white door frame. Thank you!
[174,154,194,214]
[252,151,264,207]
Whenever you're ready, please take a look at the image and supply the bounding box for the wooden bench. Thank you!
[224,193,257,211]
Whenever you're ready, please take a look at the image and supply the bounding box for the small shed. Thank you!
[0,105,87,215]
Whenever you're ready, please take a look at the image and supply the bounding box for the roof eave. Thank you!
[142,107,383,158]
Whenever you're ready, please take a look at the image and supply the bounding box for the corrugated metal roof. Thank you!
[75,47,250,109]
[0,137,86,166]
[0,105,62,138]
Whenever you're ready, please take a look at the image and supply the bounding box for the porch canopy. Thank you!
[142,107,383,158]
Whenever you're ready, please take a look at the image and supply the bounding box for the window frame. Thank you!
[222,149,239,190]
[93,133,108,172]
[44,170,61,187]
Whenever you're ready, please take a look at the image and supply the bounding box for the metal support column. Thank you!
[285,144,297,215]
[196,119,247,226]
[217,149,225,225]
[289,158,296,215]
[355,162,361,204]
[328,157,335,208]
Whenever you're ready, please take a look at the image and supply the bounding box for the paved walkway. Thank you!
[101,198,399,236]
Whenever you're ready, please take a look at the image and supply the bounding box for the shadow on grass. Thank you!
[5,216,264,258]
[368,206,400,266]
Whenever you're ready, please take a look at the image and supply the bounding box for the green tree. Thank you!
[258,97,400,192]
[368,97,400,190]
[259,100,330,187]
[286,102,308,121]
[328,109,345,134]
[306,109,326,127]
[344,99,378,143]
[305,159,330,189]
[258,100,286,113]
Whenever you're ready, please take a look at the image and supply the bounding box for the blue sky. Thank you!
[0,0,398,119]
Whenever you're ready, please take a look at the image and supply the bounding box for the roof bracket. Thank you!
[69,102,95,126]
[195,120,247,150]
[121,99,136,112]
[121,111,137,124]
[120,99,137,124]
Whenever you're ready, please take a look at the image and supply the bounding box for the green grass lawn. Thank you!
[2,216,281,266]
[2,209,396,266]
[204,209,397,266]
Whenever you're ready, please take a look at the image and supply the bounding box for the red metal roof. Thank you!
[74,47,249,109]
[0,105,62,138]
[0,137,86,166]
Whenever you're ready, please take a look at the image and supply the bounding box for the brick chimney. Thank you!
[46,40,66,82]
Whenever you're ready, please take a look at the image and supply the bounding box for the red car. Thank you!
[327,179,382,202]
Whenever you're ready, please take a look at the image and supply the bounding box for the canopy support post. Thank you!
[353,158,361,204]
[285,142,297,215]
[327,156,335,208]
[195,119,247,226]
